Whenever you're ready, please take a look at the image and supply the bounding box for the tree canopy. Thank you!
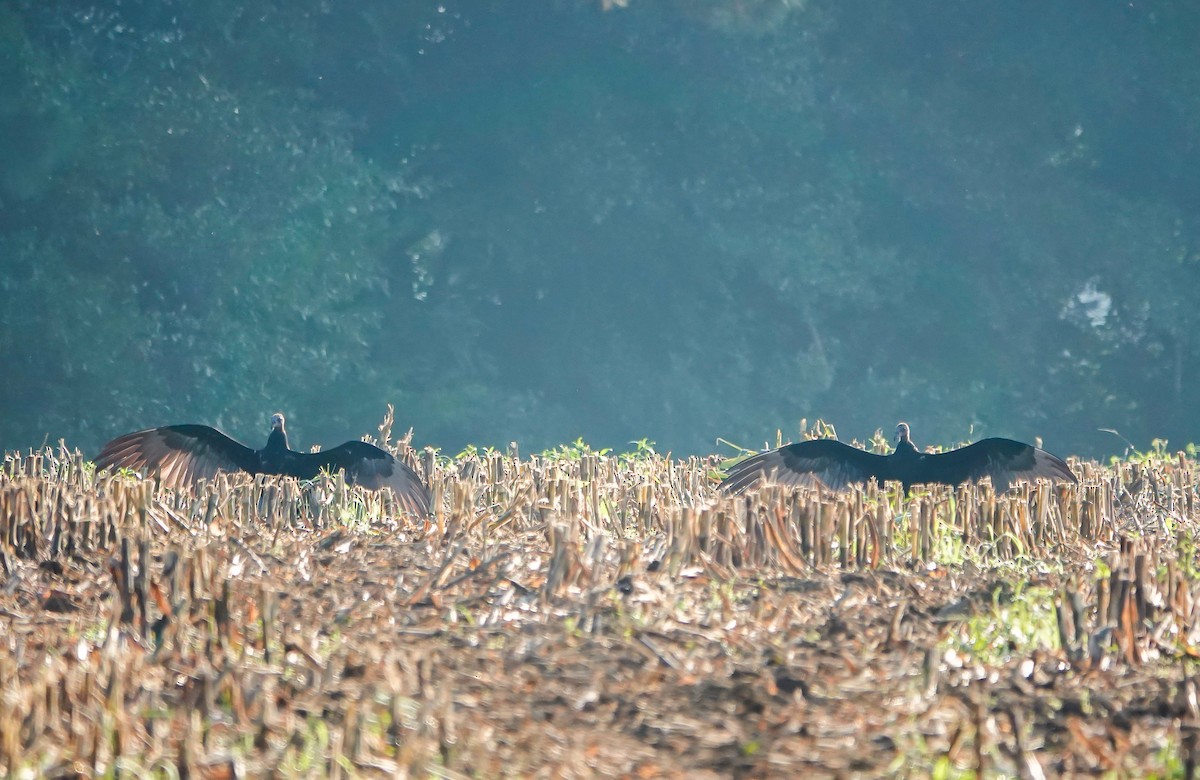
[1,0,1196,457]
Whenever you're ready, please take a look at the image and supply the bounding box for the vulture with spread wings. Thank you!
[719,422,1077,495]
[96,412,431,516]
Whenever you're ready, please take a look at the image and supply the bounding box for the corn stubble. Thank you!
[1,443,1200,777]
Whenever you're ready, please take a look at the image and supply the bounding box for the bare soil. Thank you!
[2,445,1199,778]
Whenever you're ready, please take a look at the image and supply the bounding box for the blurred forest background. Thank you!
[1,0,1197,458]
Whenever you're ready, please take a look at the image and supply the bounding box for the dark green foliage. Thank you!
[0,1,1196,457]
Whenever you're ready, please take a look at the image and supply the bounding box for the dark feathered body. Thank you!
[720,422,1077,495]
[96,413,431,516]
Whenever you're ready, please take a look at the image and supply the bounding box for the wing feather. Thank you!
[719,439,890,494]
[296,441,432,517]
[921,438,1077,491]
[95,425,259,490]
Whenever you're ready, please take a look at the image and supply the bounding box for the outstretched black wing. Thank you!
[919,438,1077,491]
[294,441,432,517]
[719,439,890,494]
[95,425,259,489]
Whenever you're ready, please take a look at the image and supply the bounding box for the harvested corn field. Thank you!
[3,430,1200,778]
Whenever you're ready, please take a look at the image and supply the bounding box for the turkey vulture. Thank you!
[719,422,1077,495]
[95,412,431,516]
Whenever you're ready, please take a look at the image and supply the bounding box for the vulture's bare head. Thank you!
[895,422,911,444]
[271,412,286,431]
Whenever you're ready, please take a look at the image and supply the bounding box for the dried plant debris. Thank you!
[1,442,1200,777]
